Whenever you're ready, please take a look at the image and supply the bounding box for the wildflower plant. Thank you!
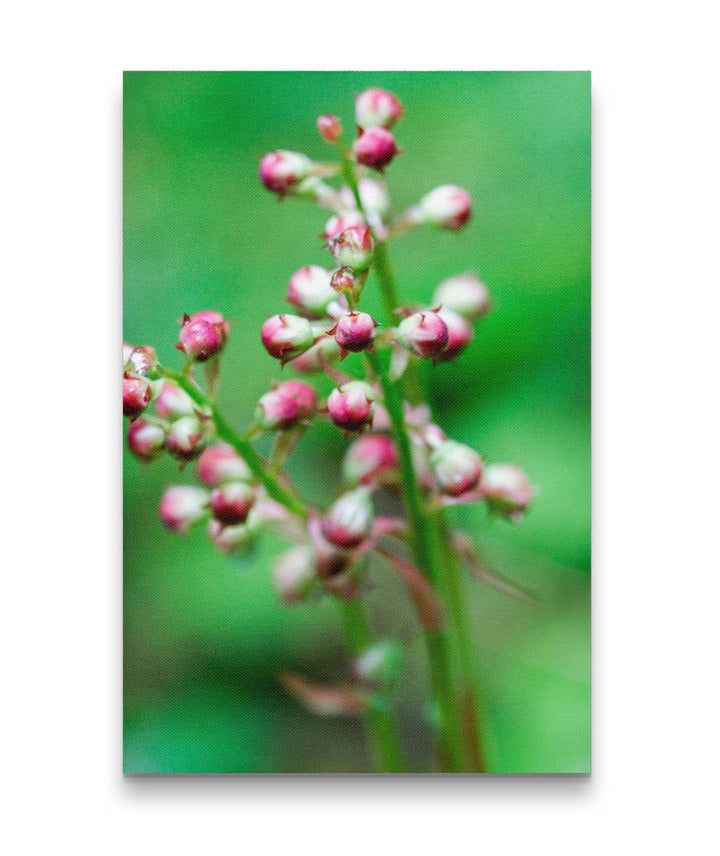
[123,87,536,773]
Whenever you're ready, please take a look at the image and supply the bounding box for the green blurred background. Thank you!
[124,71,590,774]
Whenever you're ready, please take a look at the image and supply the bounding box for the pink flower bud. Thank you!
[334,311,377,354]
[261,314,315,362]
[159,485,209,533]
[273,544,316,604]
[343,434,398,485]
[209,482,256,525]
[327,380,375,431]
[207,519,253,554]
[430,440,483,497]
[353,127,401,170]
[155,382,196,419]
[482,464,534,520]
[328,225,373,272]
[197,443,252,486]
[435,308,474,360]
[189,309,230,346]
[127,418,166,461]
[396,310,449,359]
[330,266,356,296]
[123,375,152,418]
[288,336,343,374]
[324,211,366,240]
[275,379,318,420]
[256,388,299,430]
[286,265,336,318]
[355,88,403,130]
[259,150,314,195]
[417,185,472,230]
[321,487,374,549]
[165,415,205,460]
[433,273,491,322]
[123,343,158,376]
[317,114,342,142]
[176,314,224,362]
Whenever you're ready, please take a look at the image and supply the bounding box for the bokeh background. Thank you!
[124,71,590,774]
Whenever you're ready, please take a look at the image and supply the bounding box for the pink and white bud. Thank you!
[340,178,390,219]
[433,273,491,322]
[209,482,256,525]
[165,415,205,460]
[255,379,316,431]
[324,210,366,240]
[328,225,373,272]
[286,265,336,319]
[176,315,224,362]
[207,519,253,554]
[127,418,165,461]
[422,423,448,449]
[261,314,315,362]
[259,150,314,195]
[411,441,435,491]
[416,185,472,230]
[396,310,449,359]
[289,336,343,374]
[189,309,230,346]
[353,127,401,170]
[317,114,342,143]
[430,440,484,497]
[321,487,374,549]
[159,485,209,533]
[436,308,474,360]
[343,434,398,486]
[327,380,375,431]
[155,382,196,420]
[276,379,317,420]
[481,464,534,520]
[334,311,377,354]
[355,88,403,131]
[273,544,316,604]
[123,376,152,418]
[123,344,158,376]
[196,443,251,486]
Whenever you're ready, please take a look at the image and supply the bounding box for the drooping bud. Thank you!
[396,310,449,359]
[433,273,491,322]
[321,487,374,549]
[123,344,158,376]
[435,308,474,360]
[355,88,403,130]
[165,415,205,460]
[286,265,337,319]
[209,482,256,525]
[259,150,314,195]
[159,485,209,533]
[176,314,225,362]
[207,518,253,554]
[481,464,534,520]
[328,225,373,271]
[343,434,398,486]
[155,382,196,419]
[334,311,377,354]
[317,114,342,143]
[327,380,375,431]
[324,210,366,240]
[288,336,343,374]
[273,544,316,604]
[353,641,404,688]
[123,375,152,418]
[127,418,166,461]
[353,127,401,170]
[430,440,484,497]
[261,314,315,362]
[415,185,472,230]
[197,443,252,486]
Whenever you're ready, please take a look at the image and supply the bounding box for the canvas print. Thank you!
[123,71,590,774]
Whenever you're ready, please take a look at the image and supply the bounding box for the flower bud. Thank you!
[159,485,209,533]
[123,343,158,376]
[165,415,205,460]
[176,315,224,362]
[396,310,449,359]
[433,273,491,322]
[276,379,317,420]
[255,390,297,430]
[334,311,377,354]
[482,464,534,520]
[330,266,356,296]
[321,487,374,549]
[328,225,373,272]
[317,114,342,142]
[435,308,474,360]
[123,375,152,418]
[209,482,256,525]
[286,265,336,318]
[340,178,390,219]
[343,434,398,486]
[430,440,483,497]
[207,519,253,554]
[353,127,401,170]
[127,418,166,461]
[355,88,403,130]
[261,314,315,362]
[353,641,404,687]
[273,544,316,604]
[259,150,314,195]
[288,336,343,374]
[327,380,375,431]
[324,211,366,240]
[155,382,196,419]
[416,185,472,230]
[189,309,230,346]
[197,443,251,486]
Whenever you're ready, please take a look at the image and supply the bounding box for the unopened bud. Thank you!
[330,266,356,296]
[317,114,342,143]
[436,308,474,360]
[197,443,251,486]
[433,273,490,322]
[256,379,316,431]
[155,382,196,419]
[207,518,253,554]
[123,375,152,418]
[355,88,403,130]
[324,211,366,240]
[259,150,314,195]
[328,225,373,271]
[123,343,158,376]
[343,434,398,486]
[416,185,472,230]
[159,485,209,533]
[288,336,343,374]
[286,266,336,319]
[396,310,449,359]
[127,418,165,461]
[327,380,375,431]
[430,439,483,497]
[334,311,377,354]
[210,482,256,525]
[261,314,315,362]
[482,464,534,520]
[165,415,205,460]
[353,127,401,170]
[321,487,374,549]
[189,309,230,346]
[176,313,225,362]
[273,544,316,604]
